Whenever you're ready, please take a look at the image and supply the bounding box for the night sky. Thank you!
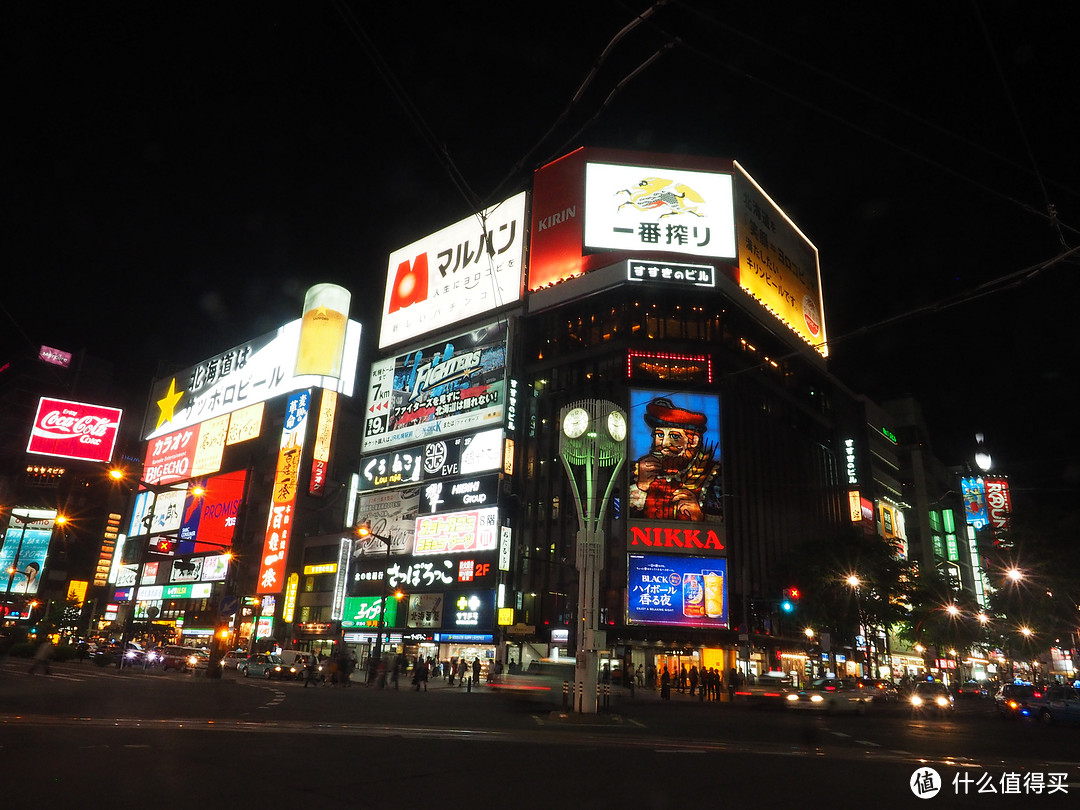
[6,2,1079,509]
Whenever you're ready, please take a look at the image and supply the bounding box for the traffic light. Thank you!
[781,586,801,613]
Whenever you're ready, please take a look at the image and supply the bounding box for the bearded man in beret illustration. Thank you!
[629,397,721,521]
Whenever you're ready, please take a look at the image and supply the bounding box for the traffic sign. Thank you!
[219,594,239,617]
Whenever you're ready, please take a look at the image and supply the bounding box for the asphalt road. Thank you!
[1,660,1076,808]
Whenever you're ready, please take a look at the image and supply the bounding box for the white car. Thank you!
[785,678,873,714]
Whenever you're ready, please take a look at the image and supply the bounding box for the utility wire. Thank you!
[970,0,1071,251]
[330,0,482,212]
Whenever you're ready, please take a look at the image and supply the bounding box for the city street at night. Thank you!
[2,661,1076,808]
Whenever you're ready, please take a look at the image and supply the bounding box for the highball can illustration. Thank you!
[682,573,705,617]
[703,571,724,618]
[295,283,350,378]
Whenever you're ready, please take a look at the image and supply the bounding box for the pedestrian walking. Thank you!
[457,658,467,687]
[689,665,699,696]
[660,666,671,700]
[413,656,428,691]
[303,655,318,687]
[471,656,481,687]
[28,640,53,675]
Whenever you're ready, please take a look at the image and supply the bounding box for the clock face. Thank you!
[562,406,590,438]
[607,410,627,441]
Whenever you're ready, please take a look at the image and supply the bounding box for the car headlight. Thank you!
[911,695,923,706]
[786,693,800,701]
[810,694,824,703]
[936,696,949,707]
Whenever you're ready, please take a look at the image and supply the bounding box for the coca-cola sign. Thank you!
[26,397,122,463]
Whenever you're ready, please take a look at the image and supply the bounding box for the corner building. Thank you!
[366,147,875,684]
[507,147,857,682]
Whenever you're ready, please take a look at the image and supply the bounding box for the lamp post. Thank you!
[558,400,627,714]
[356,520,393,685]
[846,575,870,678]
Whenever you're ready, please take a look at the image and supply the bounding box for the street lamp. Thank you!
[845,575,871,678]
[356,520,393,685]
[558,400,627,714]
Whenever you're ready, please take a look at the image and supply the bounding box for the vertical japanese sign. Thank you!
[310,389,337,496]
[257,390,310,594]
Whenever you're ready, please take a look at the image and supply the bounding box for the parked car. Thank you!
[1024,685,1080,725]
[785,678,872,714]
[994,682,1037,719]
[241,653,299,679]
[909,681,955,715]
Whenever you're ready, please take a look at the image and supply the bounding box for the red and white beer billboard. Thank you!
[26,397,122,463]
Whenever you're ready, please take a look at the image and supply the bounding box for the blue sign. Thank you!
[627,554,728,628]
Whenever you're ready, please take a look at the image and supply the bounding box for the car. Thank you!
[489,659,577,705]
[994,682,1037,719]
[785,678,873,714]
[241,653,299,679]
[161,645,196,671]
[909,681,955,714]
[954,680,986,699]
[188,649,210,670]
[859,678,901,703]
[219,650,249,670]
[1024,685,1080,725]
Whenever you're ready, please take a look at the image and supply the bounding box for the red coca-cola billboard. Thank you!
[26,397,123,463]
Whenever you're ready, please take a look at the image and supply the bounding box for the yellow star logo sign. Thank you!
[155,378,184,430]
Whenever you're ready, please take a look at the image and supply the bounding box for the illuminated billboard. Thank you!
[0,508,58,596]
[626,390,723,552]
[733,163,827,357]
[26,397,122,463]
[357,428,504,493]
[529,148,740,290]
[257,390,311,594]
[583,162,736,259]
[177,469,247,554]
[413,507,499,556]
[627,554,728,628]
[379,191,527,349]
[350,552,498,596]
[984,477,1012,533]
[341,595,401,629]
[361,322,508,453]
[960,476,988,529]
[142,316,360,441]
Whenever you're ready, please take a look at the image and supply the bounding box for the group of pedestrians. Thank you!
[644,662,747,701]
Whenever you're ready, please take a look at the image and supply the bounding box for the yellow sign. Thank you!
[303,563,338,576]
[227,402,264,445]
[734,163,827,357]
[192,413,229,478]
[848,490,862,523]
[66,580,88,604]
[282,573,299,623]
[498,607,515,626]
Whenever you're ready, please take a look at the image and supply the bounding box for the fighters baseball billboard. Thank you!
[361,322,508,453]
